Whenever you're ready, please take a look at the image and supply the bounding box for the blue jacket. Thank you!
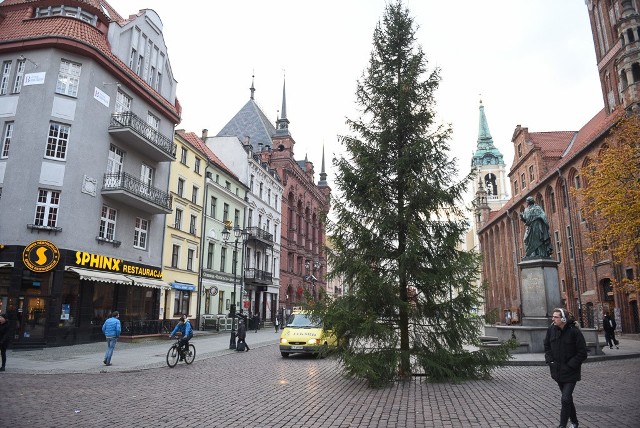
[102,316,121,338]
[171,320,193,338]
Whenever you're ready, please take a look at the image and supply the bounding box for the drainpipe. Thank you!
[558,168,583,326]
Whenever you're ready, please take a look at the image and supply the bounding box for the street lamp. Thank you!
[222,225,248,350]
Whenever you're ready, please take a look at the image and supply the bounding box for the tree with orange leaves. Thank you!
[574,114,640,292]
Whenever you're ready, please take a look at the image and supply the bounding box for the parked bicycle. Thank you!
[166,337,196,367]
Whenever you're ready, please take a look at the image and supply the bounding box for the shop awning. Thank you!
[172,281,196,291]
[65,266,131,285]
[0,262,14,268]
[129,276,170,290]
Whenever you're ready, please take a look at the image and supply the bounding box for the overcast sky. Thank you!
[106,0,603,203]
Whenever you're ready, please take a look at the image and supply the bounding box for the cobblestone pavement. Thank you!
[1,343,639,428]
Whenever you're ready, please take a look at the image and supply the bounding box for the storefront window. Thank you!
[174,290,190,316]
[92,282,115,325]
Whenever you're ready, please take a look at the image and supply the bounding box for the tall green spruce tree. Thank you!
[314,1,512,387]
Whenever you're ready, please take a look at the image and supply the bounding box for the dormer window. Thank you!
[517,144,522,158]
[35,6,98,26]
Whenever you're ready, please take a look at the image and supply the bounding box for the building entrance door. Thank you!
[15,295,48,342]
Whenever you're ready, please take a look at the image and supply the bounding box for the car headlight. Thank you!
[308,338,319,345]
[280,338,288,344]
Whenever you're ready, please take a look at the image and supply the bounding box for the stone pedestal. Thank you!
[519,258,561,327]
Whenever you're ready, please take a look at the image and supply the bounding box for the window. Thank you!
[146,113,159,141]
[115,90,132,114]
[106,145,124,174]
[140,164,154,188]
[259,182,263,198]
[177,178,185,197]
[520,173,526,189]
[566,225,574,260]
[220,247,227,272]
[550,191,556,213]
[250,174,254,192]
[174,290,190,316]
[191,186,198,204]
[528,165,535,182]
[0,61,11,95]
[180,147,187,164]
[174,208,183,229]
[189,214,197,234]
[55,60,81,97]
[187,248,195,271]
[574,175,581,189]
[248,209,253,228]
[45,122,70,160]
[517,144,522,157]
[194,157,201,174]
[34,189,60,227]
[99,205,117,240]
[234,209,240,227]
[514,181,519,194]
[134,217,148,249]
[207,243,214,269]
[12,59,25,93]
[1,122,13,158]
[210,196,217,219]
[225,181,231,190]
[268,188,271,205]
[554,231,561,263]
[223,203,229,222]
[171,244,180,268]
[275,195,278,211]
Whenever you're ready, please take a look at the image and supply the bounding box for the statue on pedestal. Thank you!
[520,196,553,259]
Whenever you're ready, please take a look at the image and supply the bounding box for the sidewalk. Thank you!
[4,330,640,374]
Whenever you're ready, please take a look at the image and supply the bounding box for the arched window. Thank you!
[632,63,640,83]
[602,278,614,302]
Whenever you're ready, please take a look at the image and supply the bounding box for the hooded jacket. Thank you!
[543,319,587,383]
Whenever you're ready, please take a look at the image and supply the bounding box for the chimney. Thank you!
[201,129,208,139]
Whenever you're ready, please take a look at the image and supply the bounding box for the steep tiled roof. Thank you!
[529,131,575,158]
[217,98,277,151]
[175,130,239,182]
[0,0,179,120]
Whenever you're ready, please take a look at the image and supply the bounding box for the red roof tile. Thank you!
[175,130,240,182]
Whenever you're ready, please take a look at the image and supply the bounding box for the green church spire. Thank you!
[471,100,504,167]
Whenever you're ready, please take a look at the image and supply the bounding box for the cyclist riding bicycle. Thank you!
[169,315,193,360]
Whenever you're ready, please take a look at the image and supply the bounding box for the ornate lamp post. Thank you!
[222,225,248,350]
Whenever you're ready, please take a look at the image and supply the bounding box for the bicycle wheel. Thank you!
[184,344,196,364]
[166,345,179,368]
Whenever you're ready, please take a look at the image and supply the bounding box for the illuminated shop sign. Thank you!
[73,251,163,279]
[23,240,61,273]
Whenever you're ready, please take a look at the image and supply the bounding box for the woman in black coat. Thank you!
[0,313,14,371]
[544,308,587,428]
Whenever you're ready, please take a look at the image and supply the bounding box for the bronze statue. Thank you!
[520,196,553,259]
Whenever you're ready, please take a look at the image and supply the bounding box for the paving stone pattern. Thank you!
[1,344,639,428]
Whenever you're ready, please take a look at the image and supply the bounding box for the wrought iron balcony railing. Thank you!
[109,111,176,159]
[103,172,171,212]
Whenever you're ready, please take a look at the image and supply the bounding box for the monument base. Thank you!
[519,258,561,319]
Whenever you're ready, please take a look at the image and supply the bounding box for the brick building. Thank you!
[476,0,639,333]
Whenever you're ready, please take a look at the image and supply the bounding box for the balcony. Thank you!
[245,226,274,246]
[244,268,273,285]
[109,112,176,162]
[102,172,172,214]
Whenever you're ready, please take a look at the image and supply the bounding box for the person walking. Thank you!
[274,316,280,333]
[602,312,619,349]
[0,313,15,372]
[253,311,260,333]
[544,308,587,428]
[236,319,249,351]
[101,311,121,366]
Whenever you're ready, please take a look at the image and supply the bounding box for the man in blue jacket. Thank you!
[101,311,121,366]
[544,308,587,428]
[169,315,193,360]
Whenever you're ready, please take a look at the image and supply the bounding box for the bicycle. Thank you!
[166,337,196,368]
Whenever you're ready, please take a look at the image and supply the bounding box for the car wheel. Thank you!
[281,352,289,358]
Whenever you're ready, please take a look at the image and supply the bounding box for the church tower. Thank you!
[470,100,509,212]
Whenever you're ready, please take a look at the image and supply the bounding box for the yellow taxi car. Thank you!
[279,310,337,358]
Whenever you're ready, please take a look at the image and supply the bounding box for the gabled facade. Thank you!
[215,79,330,319]
[0,0,180,346]
[477,1,640,332]
[205,126,284,324]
